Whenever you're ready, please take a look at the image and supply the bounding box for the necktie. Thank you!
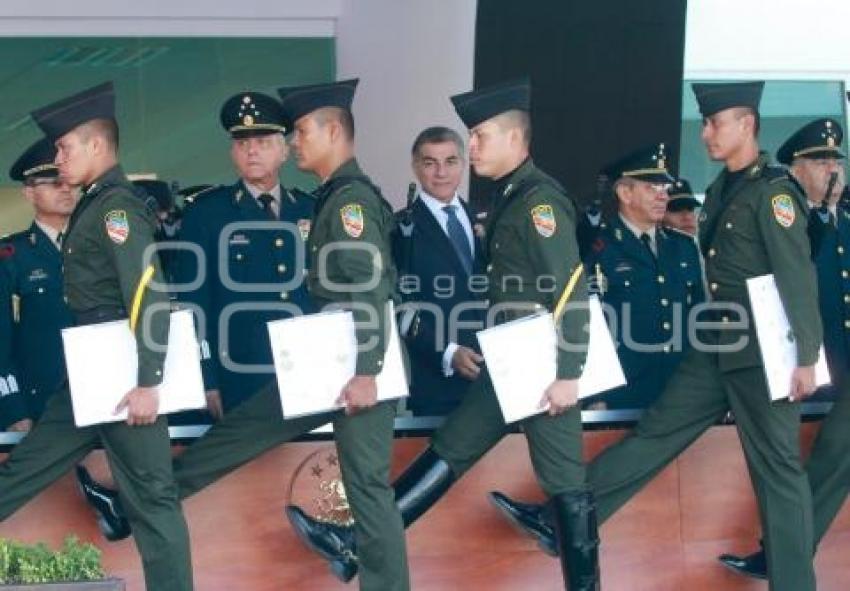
[443,205,473,274]
[640,233,656,260]
[257,193,277,220]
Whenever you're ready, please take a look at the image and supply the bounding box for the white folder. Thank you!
[477,296,625,423]
[746,274,830,400]
[268,302,408,418]
[61,309,206,427]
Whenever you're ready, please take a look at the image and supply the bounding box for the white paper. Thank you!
[61,309,207,427]
[268,302,408,418]
[746,274,830,401]
[477,296,626,423]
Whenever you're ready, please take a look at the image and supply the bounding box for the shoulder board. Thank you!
[661,226,695,241]
[287,187,316,203]
[762,165,791,184]
[182,184,221,206]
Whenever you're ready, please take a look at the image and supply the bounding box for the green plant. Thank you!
[0,536,104,584]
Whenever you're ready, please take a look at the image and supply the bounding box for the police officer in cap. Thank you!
[720,117,850,580]
[663,178,701,237]
[465,82,820,591]
[0,82,193,591]
[286,79,600,591]
[0,138,76,431]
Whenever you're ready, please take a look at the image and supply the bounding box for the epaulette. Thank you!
[183,184,221,206]
[661,225,695,241]
[762,165,791,184]
[287,186,316,204]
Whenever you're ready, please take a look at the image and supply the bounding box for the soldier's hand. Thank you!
[337,375,378,415]
[7,418,33,432]
[452,346,484,380]
[205,389,224,421]
[115,386,160,426]
[789,365,817,402]
[540,379,579,416]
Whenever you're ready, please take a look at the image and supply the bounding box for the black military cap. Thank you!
[667,179,701,211]
[450,79,530,129]
[277,79,358,126]
[31,81,115,140]
[776,118,845,165]
[132,179,174,212]
[603,143,674,184]
[9,137,59,182]
[219,92,286,138]
[691,81,764,117]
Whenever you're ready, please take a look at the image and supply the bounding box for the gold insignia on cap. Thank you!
[242,95,251,104]
[243,114,254,126]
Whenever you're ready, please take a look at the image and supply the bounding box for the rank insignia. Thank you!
[104,210,130,244]
[340,203,364,238]
[531,204,556,237]
[771,194,795,228]
[298,218,312,241]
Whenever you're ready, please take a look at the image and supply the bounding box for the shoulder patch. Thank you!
[771,194,795,228]
[104,210,130,244]
[530,204,556,237]
[0,243,14,260]
[591,237,606,253]
[340,203,364,238]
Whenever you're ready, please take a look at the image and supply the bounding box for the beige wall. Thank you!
[0,187,32,236]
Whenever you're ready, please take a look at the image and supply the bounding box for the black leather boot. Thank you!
[551,491,600,591]
[489,491,557,556]
[285,446,455,582]
[75,465,131,541]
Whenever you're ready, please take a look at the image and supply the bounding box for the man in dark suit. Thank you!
[395,126,485,416]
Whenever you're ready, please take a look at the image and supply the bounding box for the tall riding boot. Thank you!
[551,490,601,591]
[395,446,456,527]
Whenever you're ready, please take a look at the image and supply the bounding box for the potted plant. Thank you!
[0,536,123,590]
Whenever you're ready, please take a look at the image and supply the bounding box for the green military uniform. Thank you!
[586,82,820,591]
[0,82,193,591]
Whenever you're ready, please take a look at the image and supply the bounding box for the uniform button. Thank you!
[624,280,631,287]
[710,282,718,292]
[235,253,244,261]
[277,264,287,273]
[63,296,69,303]
[843,270,849,279]
[662,321,671,330]
[657,275,665,284]
[845,294,850,304]
[663,345,671,353]
[708,248,716,257]
[155,370,162,377]
[67,248,73,254]
[275,238,284,248]
[722,316,730,323]
[725,222,733,229]
[839,246,845,254]
[486,264,493,272]
[280,291,289,300]
[661,298,669,307]
[311,246,318,252]
[377,360,383,367]
[845,320,850,329]
[494,243,500,250]
[680,261,688,268]
[37,287,44,294]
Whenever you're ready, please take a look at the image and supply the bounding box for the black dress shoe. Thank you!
[489,491,558,557]
[718,549,768,580]
[74,465,131,542]
[285,505,358,582]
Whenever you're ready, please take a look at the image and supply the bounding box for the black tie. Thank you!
[443,205,473,274]
[258,193,277,220]
[640,233,656,260]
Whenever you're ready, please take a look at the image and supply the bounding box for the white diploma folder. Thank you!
[476,296,625,424]
[746,274,830,401]
[61,309,206,427]
[268,303,408,418]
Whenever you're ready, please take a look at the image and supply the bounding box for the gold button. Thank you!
[280,291,289,300]
[275,238,284,248]
[662,321,671,330]
[844,294,850,304]
[657,275,665,284]
[155,370,162,376]
[624,280,630,287]
[37,287,44,294]
[725,222,733,229]
[710,282,718,292]
[839,246,845,254]
[661,298,669,306]
[67,248,73,254]
[277,264,286,273]
[708,248,716,257]
[236,253,243,261]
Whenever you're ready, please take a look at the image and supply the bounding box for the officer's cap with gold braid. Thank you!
[776,118,845,165]
[667,179,701,211]
[31,81,115,140]
[692,81,763,117]
[220,92,286,138]
[277,79,358,125]
[450,79,530,129]
[9,137,59,183]
[603,143,674,184]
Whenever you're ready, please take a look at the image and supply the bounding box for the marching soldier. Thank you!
[286,79,600,591]
[0,82,194,590]
[720,117,850,580]
[0,138,76,430]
